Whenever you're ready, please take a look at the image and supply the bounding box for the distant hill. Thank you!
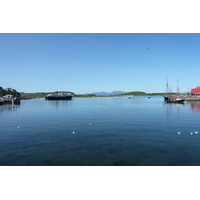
[20,90,179,98]
[20,91,98,98]
[93,91,126,96]
[20,91,75,98]
[122,91,147,96]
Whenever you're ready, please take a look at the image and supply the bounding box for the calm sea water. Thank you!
[1,96,200,166]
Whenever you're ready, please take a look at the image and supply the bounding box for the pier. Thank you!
[164,95,200,101]
[176,95,200,101]
[184,96,200,101]
[3,97,20,104]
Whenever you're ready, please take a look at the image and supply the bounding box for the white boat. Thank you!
[45,92,72,100]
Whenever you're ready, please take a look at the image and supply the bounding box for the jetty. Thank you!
[164,95,200,102]
[164,84,200,102]
[163,95,200,101]
[1,95,21,105]
[183,96,200,101]
[181,96,200,101]
[3,97,20,104]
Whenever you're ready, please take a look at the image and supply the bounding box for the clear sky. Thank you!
[1,33,200,94]
[1,1,200,198]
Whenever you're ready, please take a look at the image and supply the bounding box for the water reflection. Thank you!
[187,101,200,113]
[164,101,185,123]
[1,97,200,166]
[46,99,72,110]
[164,101,200,116]
[164,101,185,110]
[0,104,20,114]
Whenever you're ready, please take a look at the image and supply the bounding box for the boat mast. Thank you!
[166,75,169,94]
[177,79,180,94]
[170,85,172,94]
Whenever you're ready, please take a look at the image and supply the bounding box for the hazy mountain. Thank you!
[93,91,126,96]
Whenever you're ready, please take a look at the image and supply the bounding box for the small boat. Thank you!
[0,97,4,105]
[45,92,72,100]
[166,98,185,103]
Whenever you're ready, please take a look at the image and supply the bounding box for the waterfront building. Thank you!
[190,86,200,96]
[3,94,13,98]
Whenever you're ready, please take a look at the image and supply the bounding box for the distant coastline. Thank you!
[20,91,178,99]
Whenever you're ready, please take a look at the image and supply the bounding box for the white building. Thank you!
[3,94,13,98]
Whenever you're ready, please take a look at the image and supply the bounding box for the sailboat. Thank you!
[163,75,170,101]
[166,98,185,103]
[164,77,185,103]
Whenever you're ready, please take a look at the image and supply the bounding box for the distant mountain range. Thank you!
[93,91,126,96]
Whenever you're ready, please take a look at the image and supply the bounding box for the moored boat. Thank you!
[45,92,72,100]
[163,95,169,101]
[166,98,185,103]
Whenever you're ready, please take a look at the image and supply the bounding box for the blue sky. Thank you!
[1,33,200,94]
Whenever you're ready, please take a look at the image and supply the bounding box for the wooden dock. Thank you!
[166,95,200,101]
[180,96,200,101]
[3,97,20,104]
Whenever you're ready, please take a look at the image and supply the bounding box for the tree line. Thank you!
[0,86,21,97]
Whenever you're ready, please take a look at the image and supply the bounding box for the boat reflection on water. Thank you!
[164,100,185,123]
[187,101,200,113]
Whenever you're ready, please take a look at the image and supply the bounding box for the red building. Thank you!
[190,86,200,96]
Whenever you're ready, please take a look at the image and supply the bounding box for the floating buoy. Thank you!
[18,126,20,129]
[194,131,198,134]
[72,131,75,134]
[89,123,91,125]
[190,132,193,135]
[177,132,181,135]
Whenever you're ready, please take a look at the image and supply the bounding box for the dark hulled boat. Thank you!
[163,96,169,101]
[166,98,185,103]
[45,92,72,100]
[163,76,184,103]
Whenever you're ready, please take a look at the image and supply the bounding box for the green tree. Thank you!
[0,86,21,97]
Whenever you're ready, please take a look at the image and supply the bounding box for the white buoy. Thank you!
[194,131,198,134]
[177,132,181,135]
[190,132,193,135]
[89,123,91,125]
[72,131,75,134]
[18,126,20,129]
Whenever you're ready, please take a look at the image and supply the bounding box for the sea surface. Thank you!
[1,96,200,166]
